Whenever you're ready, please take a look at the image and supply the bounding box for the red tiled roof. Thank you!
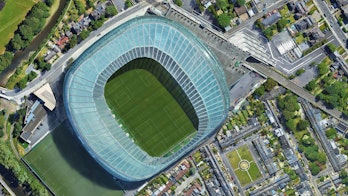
[56,36,69,48]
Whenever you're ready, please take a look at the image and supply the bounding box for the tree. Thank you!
[317,152,327,164]
[297,119,309,130]
[27,71,37,82]
[0,52,14,72]
[305,80,316,91]
[236,0,245,6]
[295,68,305,76]
[8,34,24,51]
[90,20,103,30]
[105,5,117,17]
[326,128,337,139]
[317,62,329,76]
[125,0,132,8]
[263,28,273,39]
[340,171,348,178]
[217,13,230,28]
[286,119,297,132]
[264,78,277,91]
[79,30,90,41]
[74,0,86,15]
[174,0,183,6]
[69,34,78,48]
[86,0,95,8]
[45,0,54,7]
[301,135,315,146]
[309,162,320,175]
[277,19,288,31]
[283,110,295,121]
[216,0,228,9]
[19,25,33,40]
[326,43,337,53]
[253,85,265,97]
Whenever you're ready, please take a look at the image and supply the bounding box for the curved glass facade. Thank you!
[63,16,230,181]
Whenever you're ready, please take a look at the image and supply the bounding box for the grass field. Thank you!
[104,68,196,157]
[24,123,123,196]
[0,0,36,54]
[226,145,262,186]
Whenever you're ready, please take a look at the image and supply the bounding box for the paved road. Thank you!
[245,62,348,125]
[314,0,347,49]
[270,34,337,74]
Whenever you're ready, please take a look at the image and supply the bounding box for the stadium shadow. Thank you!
[47,74,145,193]
[50,120,146,191]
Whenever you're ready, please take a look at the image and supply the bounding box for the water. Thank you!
[0,0,67,86]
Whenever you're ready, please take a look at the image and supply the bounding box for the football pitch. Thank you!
[24,123,123,196]
[226,145,262,186]
[104,68,196,157]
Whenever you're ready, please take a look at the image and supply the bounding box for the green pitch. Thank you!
[104,68,196,157]
[24,123,123,196]
[226,144,262,186]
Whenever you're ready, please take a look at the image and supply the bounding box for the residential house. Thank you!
[90,3,106,20]
[295,20,309,31]
[261,12,281,26]
[65,31,73,38]
[56,36,69,49]
[235,6,247,16]
[71,22,83,34]
[296,1,308,14]
[44,51,56,62]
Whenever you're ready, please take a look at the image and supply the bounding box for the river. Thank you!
[0,0,67,86]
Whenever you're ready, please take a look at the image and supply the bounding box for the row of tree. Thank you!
[318,80,348,111]
[1,108,48,195]
[7,2,51,52]
[298,134,326,175]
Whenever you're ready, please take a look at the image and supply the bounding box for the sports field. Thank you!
[0,0,36,53]
[104,68,196,157]
[24,123,123,196]
[226,145,262,186]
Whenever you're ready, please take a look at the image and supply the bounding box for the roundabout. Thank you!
[239,160,250,171]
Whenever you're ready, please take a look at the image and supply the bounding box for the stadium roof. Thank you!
[34,83,56,111]
[64,16,230,181]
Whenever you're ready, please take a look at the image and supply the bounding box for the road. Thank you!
[270,34,337,74]
[0,2,151,104]
[314,0,347,49]
[245,62,348,125]
[205,145,233,196]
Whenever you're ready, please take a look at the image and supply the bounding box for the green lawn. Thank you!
[0,0,36,53]
[227,150,240,168]
[104,68,196,157]
[24,123,123,196]
[237,145,254,161]
[226,145,263,187]
[249,162,262,180]
[234,169,251,186]
[296,34,305,44]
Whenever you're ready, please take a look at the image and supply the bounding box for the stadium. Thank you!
[63,16,230,181]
